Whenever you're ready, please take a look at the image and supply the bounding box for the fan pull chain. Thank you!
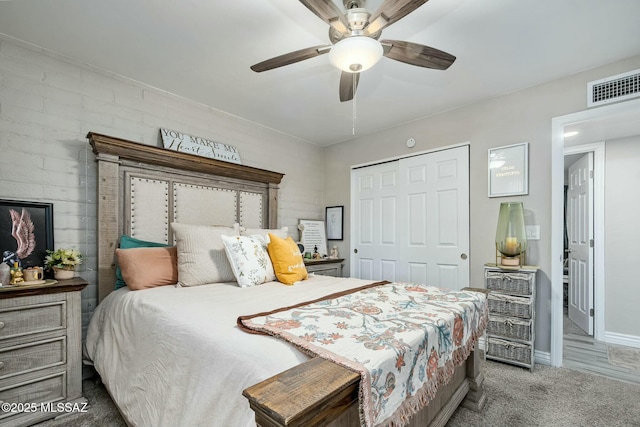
[352,73,357,135]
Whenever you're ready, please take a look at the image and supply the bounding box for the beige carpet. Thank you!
[608,344,640,370]
[35,360,640,427]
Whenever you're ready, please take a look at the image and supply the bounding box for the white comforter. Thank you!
[85,275,375,427]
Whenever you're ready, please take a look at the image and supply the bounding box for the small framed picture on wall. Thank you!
[325,206,344,240]
[488,142,529,197]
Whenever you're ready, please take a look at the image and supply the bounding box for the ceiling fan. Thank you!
[250,0,456,102]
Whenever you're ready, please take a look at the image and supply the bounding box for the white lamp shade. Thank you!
[329,36,383,73]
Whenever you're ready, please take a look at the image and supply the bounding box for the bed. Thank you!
[84,132,487,427]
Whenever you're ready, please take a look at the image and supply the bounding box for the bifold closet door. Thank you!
[351,146,469,290]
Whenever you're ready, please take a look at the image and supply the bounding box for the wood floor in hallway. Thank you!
[563,311,640,385]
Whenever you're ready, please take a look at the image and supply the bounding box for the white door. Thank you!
[351,160,401,281]
[351,146,469,290]
[567,152,594,335]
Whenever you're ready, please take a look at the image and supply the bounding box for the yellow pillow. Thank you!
[267,233,308,285]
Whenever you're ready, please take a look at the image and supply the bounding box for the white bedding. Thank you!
[85,275,377,427]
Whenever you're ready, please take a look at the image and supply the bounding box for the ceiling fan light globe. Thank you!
[329,36,383,73]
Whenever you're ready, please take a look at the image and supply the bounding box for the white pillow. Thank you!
[221,235,276,287]
[240,226,288,240]
[171,223,239,286]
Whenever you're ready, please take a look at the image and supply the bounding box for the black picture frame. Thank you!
[325,205,344,241]
[0,199,54,269]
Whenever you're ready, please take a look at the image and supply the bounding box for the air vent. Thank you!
[587,69,640,108]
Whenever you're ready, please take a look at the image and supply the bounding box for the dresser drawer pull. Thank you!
[0,361,4,369]
[0,321,4,330]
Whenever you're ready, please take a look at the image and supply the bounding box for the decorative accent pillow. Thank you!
[267,233,308,285]
[116,247,178,290]
[115,235,169,289]
[240,227,288,240]
[171,223,240,286]
[221,235,276,287]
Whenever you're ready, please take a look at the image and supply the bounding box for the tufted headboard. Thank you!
[88,132,284,302]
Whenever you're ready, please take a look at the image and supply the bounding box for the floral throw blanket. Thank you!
[238,282,488,427]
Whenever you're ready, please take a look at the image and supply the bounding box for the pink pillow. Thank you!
[116,247,178,290]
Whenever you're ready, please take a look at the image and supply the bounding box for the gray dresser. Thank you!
[484,264,537,371]
[304,258,344,277]
[0,278,87,426]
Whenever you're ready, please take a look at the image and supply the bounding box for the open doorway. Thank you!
[557,122,640,384]
[562,143,604,344]
[551,98,640,368]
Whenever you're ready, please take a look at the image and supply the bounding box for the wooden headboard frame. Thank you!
[88,132,284,302]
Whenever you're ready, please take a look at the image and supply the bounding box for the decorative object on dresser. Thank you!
[304,258,344,277]
[298,219,328,258]
[0,200,54,271]
[494,201,528,267]
[484,264,538,371]
[44,249,83,281]
[0,278,88,427]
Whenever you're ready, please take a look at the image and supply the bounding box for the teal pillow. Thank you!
[115,235,169,289]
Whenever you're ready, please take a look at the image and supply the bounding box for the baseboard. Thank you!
[534,349,551,366]
[604,331,640,349]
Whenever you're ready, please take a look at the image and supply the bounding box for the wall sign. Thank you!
[160,128,242,164]
[298,219,328,258]
[488,142,529,197]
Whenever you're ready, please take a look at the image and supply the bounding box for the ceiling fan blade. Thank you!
[381,40,456,70]
[339,71,360,102]
[299,0,350,34]
[250,45,331,72]
[364,0,429,36]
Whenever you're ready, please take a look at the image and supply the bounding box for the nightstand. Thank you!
[0,277,88,426]
[304,258,344,277]
[483,264,538,371]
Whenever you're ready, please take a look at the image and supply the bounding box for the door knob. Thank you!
[460,253,468,260]
[354,249,358,254]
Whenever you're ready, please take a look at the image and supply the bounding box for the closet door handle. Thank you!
[460,253,467,260]
[353,249,358,254]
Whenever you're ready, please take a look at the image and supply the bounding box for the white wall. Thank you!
[605,135,640,336]
[323,54,640,354]
[0,36,325,336]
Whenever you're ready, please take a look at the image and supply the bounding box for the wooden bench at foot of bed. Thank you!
[243,345,486,427]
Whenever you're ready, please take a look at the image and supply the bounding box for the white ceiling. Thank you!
[1,0,640,146]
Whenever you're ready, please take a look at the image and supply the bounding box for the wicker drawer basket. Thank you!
[485,271,533,295]
[487,337,532,365]
[487,293,532,319]
[487,315,532,341]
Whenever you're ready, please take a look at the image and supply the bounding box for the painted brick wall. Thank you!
[0,36,324,338]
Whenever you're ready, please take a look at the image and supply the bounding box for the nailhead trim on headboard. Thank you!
[89,132,284,302]
[130,176,170,243]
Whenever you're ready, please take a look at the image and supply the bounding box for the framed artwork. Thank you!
[298,219,328,258]
[0,199,54,268]
[325,206,344,240]
[488,142,529,197]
